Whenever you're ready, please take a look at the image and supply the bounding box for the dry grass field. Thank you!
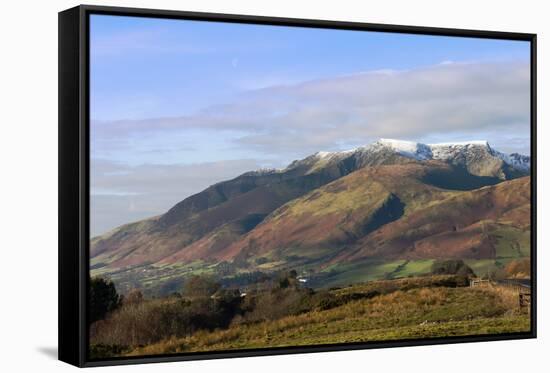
[100,277,530,358]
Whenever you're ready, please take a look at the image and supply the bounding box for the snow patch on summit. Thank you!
[494,151,531,172]
[374,138,530,171]
[429,140,489,147]
[256,138,530,175]
[376,138,432,160]
[428,141,491,161]
[314,148,357,160]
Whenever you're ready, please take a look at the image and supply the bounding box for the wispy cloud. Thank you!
[92,61,530,161]
[91,61,530,234]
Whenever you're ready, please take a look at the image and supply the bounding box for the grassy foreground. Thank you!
[125,281,530,356]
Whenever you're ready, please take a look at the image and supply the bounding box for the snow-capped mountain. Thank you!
[374,139,530,173]
[372,138,434,160]
[278,138,530,180]
[92,137,531,291]
[492,151,531,172]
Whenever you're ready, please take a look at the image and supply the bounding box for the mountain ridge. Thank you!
[90,138,531,292]
[233,139,530,186]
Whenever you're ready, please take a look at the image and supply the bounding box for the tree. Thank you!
[183,275,221,298]
[431,259,475,276]
[89,277,121,324]
[278,270,299,289]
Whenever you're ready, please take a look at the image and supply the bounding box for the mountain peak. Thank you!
[428,140,490,147]
[314,148,356,159]
[377,138,491,150]
[373,138,529,172]
[273,138,529,177]
[373,138,497,161]
[375,138,432,160]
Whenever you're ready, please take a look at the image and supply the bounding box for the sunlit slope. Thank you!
[214,162,529,268]
[90,147,419,270]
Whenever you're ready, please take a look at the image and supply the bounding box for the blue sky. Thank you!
[90,14,531,236]
[91,15,529,121]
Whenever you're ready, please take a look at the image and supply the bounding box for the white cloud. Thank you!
[91,61,531,233]
[92,61,530,159]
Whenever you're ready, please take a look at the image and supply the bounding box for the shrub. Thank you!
[240,285,315,323]
[91,299,189,347]
[90,287,242,348]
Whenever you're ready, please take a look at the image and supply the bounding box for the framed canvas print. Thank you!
[58,5,537,367]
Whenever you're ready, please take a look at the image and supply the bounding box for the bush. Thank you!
[240,287,306,322]
[431,259,474,277]
[89,277,121,324]
[239,282,319,323]
[90,287,242,348]
[90,276,242,348]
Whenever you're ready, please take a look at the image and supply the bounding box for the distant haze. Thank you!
[90,15,531,236]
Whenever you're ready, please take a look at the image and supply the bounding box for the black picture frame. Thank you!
[59,4,537,368]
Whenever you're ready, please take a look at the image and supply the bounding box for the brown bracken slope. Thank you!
[91,154,529,275]
[209,161,529,267]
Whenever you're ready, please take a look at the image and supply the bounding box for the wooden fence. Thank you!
[470,278,531,309]
[469,279,490,288]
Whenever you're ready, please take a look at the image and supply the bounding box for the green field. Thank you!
[93,255,530,296]
[316,259,438,288]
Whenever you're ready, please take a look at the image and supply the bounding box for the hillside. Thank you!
[90,139,531,293]
[118,278,529,357]
[216,163,529,265]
